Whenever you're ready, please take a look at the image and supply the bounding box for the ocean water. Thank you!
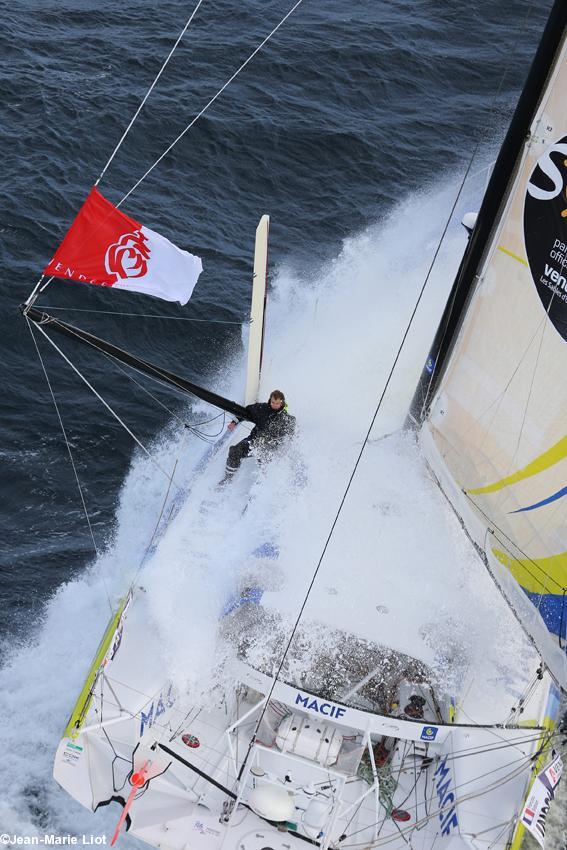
[1,0,565,847]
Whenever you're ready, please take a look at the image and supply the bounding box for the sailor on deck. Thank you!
[224,389,295,479]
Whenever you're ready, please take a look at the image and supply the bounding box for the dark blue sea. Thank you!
[1,0,564,844]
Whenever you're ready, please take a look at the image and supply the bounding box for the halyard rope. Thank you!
[94,0,206,188]
[26,318,114,612]
[25,0,305,305]
[34,305,249,324]
[31,321,184,492]
[116,0,305,208]
[100,349,227,442]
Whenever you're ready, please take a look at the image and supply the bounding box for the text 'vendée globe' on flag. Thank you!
[44,187,203,305]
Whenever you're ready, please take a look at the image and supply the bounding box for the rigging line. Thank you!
[34,306,249,325]
[431,455,562,646]
[49,315,248,420]
[414,153,487,419]
[390,816,410,847]
[117,0,305,208]
[400,731,562,766]
[170,706,202,743]
[560,589,567,650]
[480,518,560,664]
[345,733,556,837]
[388,748,423,815]
[340,753,537,848]
[93,663,564,752]
[32,322,184,494]
[421,754,432,829]
[93,689,565,774]
[26,318,113,613]
[23,4,303,302]
[133,411,203,590]
[95,0,205,187]
[100,675,239,735]
[512,666,546,713]
[91,697,243,764]
[437,314,547,464]
[412,743,420,828]
[101,349,186,424]
[417,0,542,420]
[487,819,517,850]
[430,736,563,834]
[502,298,550,485]
[476,314,548,458]
[429,451,562,667]
[25,272,57,310]
[100,350,226,440]
[465,490,566,593]
[235,173,491,784]
[456,699,544,758]
[102,347,227,442]
[505,674,545,726]
[25,274,47,309]
[135,455,180,580]
[393,739,412,807]
[129,423,194,589]
[339,760,374,836]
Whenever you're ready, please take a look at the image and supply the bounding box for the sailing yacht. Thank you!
[21,0,566,847]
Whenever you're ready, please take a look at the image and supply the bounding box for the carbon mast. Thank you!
[409,0,567,424]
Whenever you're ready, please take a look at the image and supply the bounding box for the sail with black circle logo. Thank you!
[416,20,567,686]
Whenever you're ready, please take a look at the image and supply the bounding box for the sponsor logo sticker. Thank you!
[524,136,567,341]
[420,725,438,741]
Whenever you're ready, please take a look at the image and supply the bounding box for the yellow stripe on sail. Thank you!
[466,435,567,495]
[493,548,567,594]
[63,593,130,739]
[497,245,528,266]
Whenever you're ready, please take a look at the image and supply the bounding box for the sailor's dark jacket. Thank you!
[242,402,296,447]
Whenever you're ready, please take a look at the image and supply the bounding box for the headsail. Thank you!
[416,6,567,686]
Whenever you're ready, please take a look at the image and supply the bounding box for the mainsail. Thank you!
[415,2,567,687]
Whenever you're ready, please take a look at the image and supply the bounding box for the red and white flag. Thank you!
[44,187,203,305]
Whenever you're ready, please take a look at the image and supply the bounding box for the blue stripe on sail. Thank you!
[521,588,567,646]
[511,484,567,513]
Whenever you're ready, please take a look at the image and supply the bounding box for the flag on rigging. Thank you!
[520,751,563,848]
[44,187,203,305]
